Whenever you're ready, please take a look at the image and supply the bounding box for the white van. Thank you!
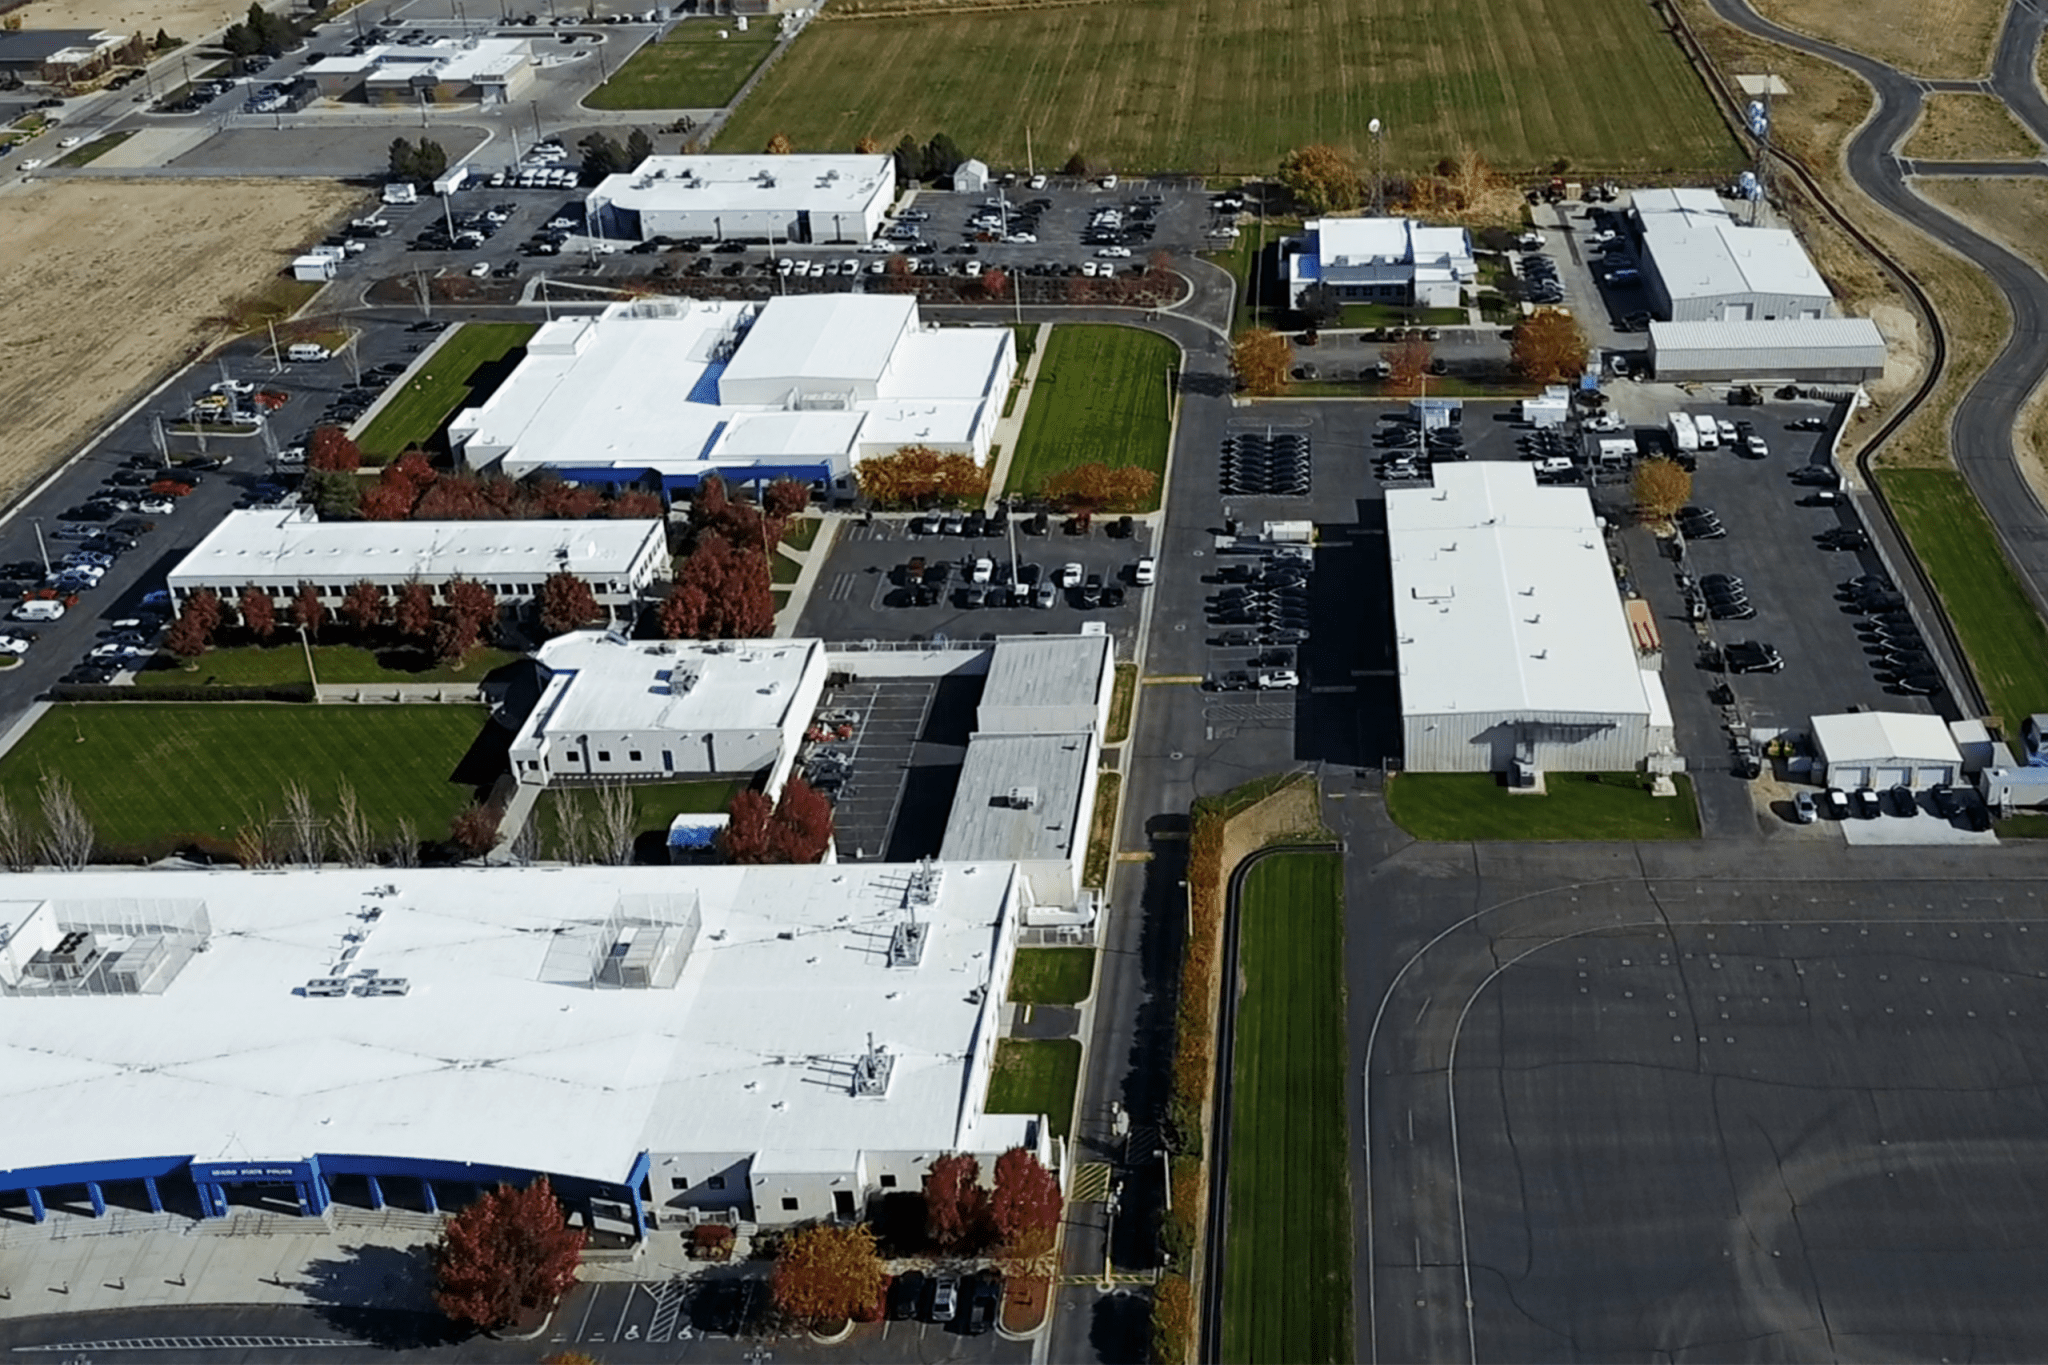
[286,342,330,363]
[11,599,65,622]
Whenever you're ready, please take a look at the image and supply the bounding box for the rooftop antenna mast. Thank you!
[1745,75,1774,227]
[1369,118,1385,217]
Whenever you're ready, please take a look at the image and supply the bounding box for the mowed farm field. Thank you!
[717,0,1742,174]
[0,179,360,505]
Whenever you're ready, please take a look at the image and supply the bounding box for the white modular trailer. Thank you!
[1647,318,1886,383]
[586,154,895,245]
[1389,463,1674,774]
[1812,711,1963,790]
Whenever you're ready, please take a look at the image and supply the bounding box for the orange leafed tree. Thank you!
[1231,328,1292,397]
[1042,462,1158,513]
[1511,309,1590,384]
[1633,457,1693,524]
[855,444,989,509]
[769,1223,887,1327]
[432,1176,585,1331]
[990,1147,1062,1259]
[1383,334,1433,395]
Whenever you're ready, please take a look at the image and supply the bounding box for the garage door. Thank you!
[1874,765,1912,788]
[1914,765,1955,788]
[1830,765,1869,789]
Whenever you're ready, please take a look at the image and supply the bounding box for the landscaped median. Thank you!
[1877,466,2048,729]
[1384,771,1701,841]
[355,322,537,460]
[984,1037,1081,1138]
[1004,325,1178,511]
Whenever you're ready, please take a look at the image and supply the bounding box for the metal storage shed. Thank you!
[951,158,990,193]
[1648,318,1886,383]
[1812,711,1962,790]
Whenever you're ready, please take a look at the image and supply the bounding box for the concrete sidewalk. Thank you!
[983,323,1055,505]
[0,1209,442,1320]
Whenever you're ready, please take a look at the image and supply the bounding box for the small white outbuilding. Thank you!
[1812,711,1962,790]
[951,157,990,193]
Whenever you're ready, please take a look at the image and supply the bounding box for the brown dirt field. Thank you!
[0,178,361,506]
[1674,0,2009,473]
[4,0,249,42]
[1914,177,2048,501]
[1901,93,2045,162]
[1750,0,2003,80]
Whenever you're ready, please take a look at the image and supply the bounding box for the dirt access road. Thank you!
[0,178,361,504]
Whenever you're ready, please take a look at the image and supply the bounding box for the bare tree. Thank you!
[595,784,637,866]
[0,795,36,871]
[234,803,278,870]
[509,811,540,865]
[37,773,94,870]
[281,780,324,868]
[553,797,591,866]
[385,816,419,869]
[331,780,374,868]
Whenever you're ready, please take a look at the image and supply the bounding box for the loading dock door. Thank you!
[1830,765,1868,789]
[1874,765,1912,788]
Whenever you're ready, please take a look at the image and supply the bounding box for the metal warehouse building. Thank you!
[1388,463,1674,775]
[1813,711,1962,790]
[1648,317,1887,383]
[586,154,895,245]
[1635,192,1832,323]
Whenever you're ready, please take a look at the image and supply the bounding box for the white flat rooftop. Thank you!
[1645,217,1830,302]
[0,863,1022,1185]
[721,294,910,394]
[166,510,666,587]
[528,632,822,740]
[1812,710,1962,764]
[590,153,893,218]
[1388,463,1653,719]
[1648,316,1884,353]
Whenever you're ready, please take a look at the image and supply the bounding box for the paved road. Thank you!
[1705,0,2048,635]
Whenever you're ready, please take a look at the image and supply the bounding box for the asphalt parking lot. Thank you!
[794,516,1155,659]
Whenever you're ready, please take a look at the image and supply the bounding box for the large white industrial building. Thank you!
[165,510,670,617]
[1388,463,1674,775]
[0,863,1050,1234]
[304,37,534,105]
[510,633,827,794]
[586,154,896,245]
[448,296,1014,495]
[1286,216,1476,311]
[1633,189,1833,323]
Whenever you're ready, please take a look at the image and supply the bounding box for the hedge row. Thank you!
[50,682,316,704]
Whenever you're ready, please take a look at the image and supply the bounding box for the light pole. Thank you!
[1369,117,1385,217]
[31,520,49,577]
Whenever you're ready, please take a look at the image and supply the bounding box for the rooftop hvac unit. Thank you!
[887,917,927,968]
[1006,786,1039,809]
[670,668,700,695]
[360,977,411,996]
[26,929,100,982]
[850,1033,894,1097]
[305,977,352,997]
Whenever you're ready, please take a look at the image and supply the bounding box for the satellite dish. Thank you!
[1369,118,1382,136]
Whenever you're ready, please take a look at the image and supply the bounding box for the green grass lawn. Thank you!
[1082,771,1121,889]
[985,1038,1081,1138]
[0,703,490,860]
[770,551,803,585]
[54,131,136,168]
[1107,662,1136,744]
[1005,326,1177,507]
[533,778,741,862]
[134,643,522,688]
[1336,303,1467,328]
[1206,218,1303,336]
[716,0,1740,175]
[1879,466,2048,729]
[1223,850,1354,1365]
[584,22,779,109]
[355,322,537,459]
[780,517,821,551]
[1007,947,1096,1006]
[1385,771,1701,841]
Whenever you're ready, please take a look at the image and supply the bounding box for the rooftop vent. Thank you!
[305,977,351,997]
[887,916,927,968]
[850,1033,894,1097]
[360,977,410,996]
[1005,785,1039,810]
[904,858,943,908]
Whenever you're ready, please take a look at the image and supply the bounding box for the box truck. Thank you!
[1668,412,1698,453]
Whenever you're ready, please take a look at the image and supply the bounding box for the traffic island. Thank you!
[998,1270,1050,1337]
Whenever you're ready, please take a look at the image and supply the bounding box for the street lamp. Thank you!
[1369,117,1386,217]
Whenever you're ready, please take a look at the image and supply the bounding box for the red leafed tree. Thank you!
[768,776,834,863]
[434,612,482,664]
[534,482,603,519]
[391,449,438,488]
[238,585,277,641]
[674,532,774,639]
[394,581,435,640]
[359,479,417,521]
[658,582,709,640]
[770,1224,888,1328]
[715,787,775,864]
[443,578,498,630]
[923,1153,987,1252]
[307,425,362,473]
[979,266,1009,301]
[339,580,387,634]
[990,1147,1063,1258]
[289,582,326,638]
[764,478,810,524]
[538,571,601,637]
[689,473,730,532]
[447,800,499,857]
[431,1175,585,1332]
[605,490,666,519]
[163,591,220,658]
